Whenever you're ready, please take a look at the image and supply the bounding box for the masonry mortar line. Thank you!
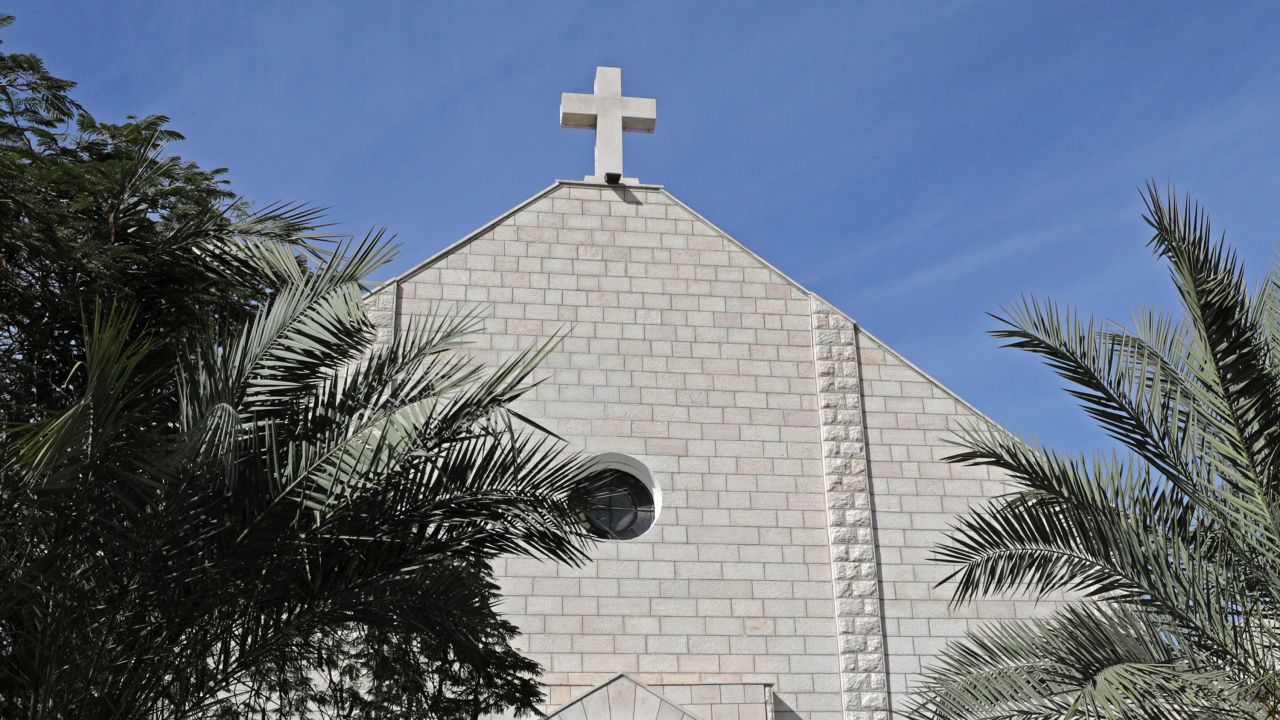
[368,177,1012,437]
[366,181,564,296]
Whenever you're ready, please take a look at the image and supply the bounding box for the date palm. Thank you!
[0,25,597,715]
[906,185,1280,719]
[2,227,595,719]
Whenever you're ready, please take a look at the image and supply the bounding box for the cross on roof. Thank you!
[560,67,656,184]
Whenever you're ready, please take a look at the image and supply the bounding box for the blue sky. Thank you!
[11,2,1280,450]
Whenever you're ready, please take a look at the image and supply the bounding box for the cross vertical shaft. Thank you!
[593,68,623,180]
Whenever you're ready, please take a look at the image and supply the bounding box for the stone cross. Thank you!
[560,66,656,184]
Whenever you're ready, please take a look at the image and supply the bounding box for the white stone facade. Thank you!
[367,180,1023,719]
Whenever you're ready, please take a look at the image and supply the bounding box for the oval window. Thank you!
[575,467,656,540]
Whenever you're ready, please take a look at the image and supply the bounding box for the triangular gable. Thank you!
[548,674,701,720]
[368,179,806,299]
[369,179,1000,428]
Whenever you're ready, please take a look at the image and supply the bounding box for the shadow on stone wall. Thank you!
[773,696,802,720]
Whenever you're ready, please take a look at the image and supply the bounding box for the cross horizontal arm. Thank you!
[560,92,599,129]
[621,97,656,133]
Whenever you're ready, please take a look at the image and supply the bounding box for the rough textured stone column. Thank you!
[811,299,889,719]
[365,281,397,347]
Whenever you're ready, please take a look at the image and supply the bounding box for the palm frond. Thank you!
[1143,183,1280,489]
[916,187,1280,717]
[905,605,1249,720]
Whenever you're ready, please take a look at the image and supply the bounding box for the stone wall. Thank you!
[857,333,1048,712]
[370,180,1043,719]
[379,182,847,719]
[651,682,774,720]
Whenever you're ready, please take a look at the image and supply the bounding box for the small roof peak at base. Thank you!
[547,673,704,720]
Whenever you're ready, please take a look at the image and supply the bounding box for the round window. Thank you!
[574,466,656,541]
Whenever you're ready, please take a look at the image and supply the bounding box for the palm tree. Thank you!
[0,34,593,716]
[906,185,1280,720]
[1,227,596,718]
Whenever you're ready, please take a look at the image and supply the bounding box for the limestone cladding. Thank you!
[857,334,1056,713]
[369,180,1043,719]
[380,183,844,720]
[651,682,775,720]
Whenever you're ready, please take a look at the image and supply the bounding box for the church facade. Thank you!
[365,69,1037,720]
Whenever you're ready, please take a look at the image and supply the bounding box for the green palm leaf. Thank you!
[911,186,1280,718]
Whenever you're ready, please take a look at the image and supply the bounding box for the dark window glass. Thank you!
[575,470,655,540]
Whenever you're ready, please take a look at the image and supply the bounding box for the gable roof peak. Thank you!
[547,673,703,720]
